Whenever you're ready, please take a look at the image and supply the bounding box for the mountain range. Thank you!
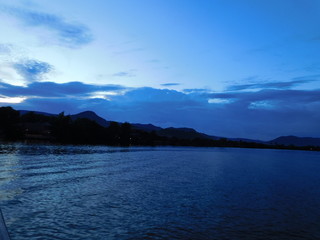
[19,110,320,147]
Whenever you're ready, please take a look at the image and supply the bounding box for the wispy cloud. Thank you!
[291,74,320,81]
[161,83,180,87]
[183,88,210,93]
[227,79,314,91]
[0,5,93,47]
[112,71,136,78]
[207,89,320,107]
[147,59,160,63]
[13,59,53,82]
[0,44,13,55]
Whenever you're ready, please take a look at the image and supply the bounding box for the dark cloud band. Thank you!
[0,81,126,97]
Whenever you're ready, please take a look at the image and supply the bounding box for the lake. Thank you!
[0,144,320,239]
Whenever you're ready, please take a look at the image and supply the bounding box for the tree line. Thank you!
[0,106,319,151]
[0,106,162,146]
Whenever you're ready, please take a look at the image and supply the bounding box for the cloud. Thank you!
[112,71,135,77]
[1,84,320,140]
[161,83,180,87]
[208,89,320,105]
[0,44,13,55]
[291,74,320,81]
[0,81,126,98]
[0,6,93,47]
[227,79,314,91]
[183,88,210,93]
[147,59,160,63]
[13,59,53,82]
[112,87,198,104]
[18,97,97,114]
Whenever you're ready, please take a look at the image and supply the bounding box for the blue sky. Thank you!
[0,0,320,140]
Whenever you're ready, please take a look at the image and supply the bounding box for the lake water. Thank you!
[0,144,320,240]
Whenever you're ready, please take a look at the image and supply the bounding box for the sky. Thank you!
[0,0,320,140]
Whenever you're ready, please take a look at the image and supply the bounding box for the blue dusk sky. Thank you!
[0,0,320,140]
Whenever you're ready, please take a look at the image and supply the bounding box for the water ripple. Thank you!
[0,144,320,239]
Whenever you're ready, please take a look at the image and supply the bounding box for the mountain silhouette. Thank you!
[70,111,110,127]
[269,136,320,147]
[17,109,320,147]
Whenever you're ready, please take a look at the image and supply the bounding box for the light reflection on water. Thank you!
[0,153,23,202]
[0,144,320,239]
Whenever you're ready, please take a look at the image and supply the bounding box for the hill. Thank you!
[131,123,162,132]
[269,136,320,147]
[70,111,110,127]
[17,108,320,148]
[157,127,215,140]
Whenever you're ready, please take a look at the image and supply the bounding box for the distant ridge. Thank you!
[131,123,162,132]
[269,136,320,147]
[70,111,110,127]
[228,137,265,144]
[19,110,56,117]
[18,109,320,147]
[157,127,216,140]
[19,110,111,128]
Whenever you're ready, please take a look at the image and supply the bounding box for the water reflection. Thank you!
[0,143,159,156]
[0,152,23,201]
[0,144,319,239]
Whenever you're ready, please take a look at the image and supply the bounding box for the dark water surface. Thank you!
[0,144,320,239]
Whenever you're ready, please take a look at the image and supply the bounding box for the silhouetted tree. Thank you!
[21,111,50,123]
[70,118,105,144]
[0,107,23,140]
[106,121,120,145]
[120,122,131,146]
[51,112,72,143]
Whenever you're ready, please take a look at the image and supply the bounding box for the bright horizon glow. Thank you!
[0,96,26,103]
